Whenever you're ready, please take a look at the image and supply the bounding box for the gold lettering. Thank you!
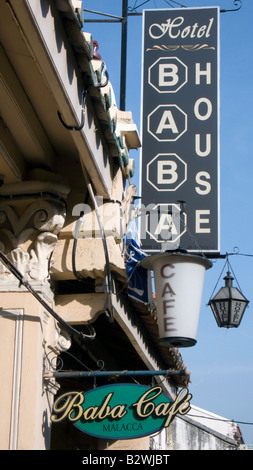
[154,401,171,416]
[163,388,192,427]
[132,386,162,418]
[83,406,99,421]
[51,391,84,423]
[51,386,192,429]
[96,392,114,420]
[110,405,128,419]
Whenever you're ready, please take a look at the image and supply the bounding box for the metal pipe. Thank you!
[83,9,123,20]
[86,182,113,303]
[83,19,121,23]
[44,369,187,378]
[120,0,128,110]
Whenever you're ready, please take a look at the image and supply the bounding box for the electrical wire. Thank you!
[186,414,253,426]
[79,166,115,323]
[0,250,96,344]
[190,330,228,387]
[163,0,187,7]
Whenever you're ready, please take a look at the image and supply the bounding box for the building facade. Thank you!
[0,0,191,450]
[0,0,244,451]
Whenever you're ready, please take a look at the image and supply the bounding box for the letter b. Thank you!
[159,63,179,87]
[157,160,178,184]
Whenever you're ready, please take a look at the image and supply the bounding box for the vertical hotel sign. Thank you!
[140,7,220,254]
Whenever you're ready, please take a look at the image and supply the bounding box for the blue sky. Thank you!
[82,0,253,445]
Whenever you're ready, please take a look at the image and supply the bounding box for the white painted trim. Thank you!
[0,309,24,450]
[10,309,23,450]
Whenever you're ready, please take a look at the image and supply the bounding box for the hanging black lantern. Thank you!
[209,271,249,328]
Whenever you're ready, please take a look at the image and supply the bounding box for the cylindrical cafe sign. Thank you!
[142,252,212,347]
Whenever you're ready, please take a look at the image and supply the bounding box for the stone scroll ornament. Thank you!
[0,199,66,283]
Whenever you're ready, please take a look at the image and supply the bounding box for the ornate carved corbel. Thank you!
[0,181,69,284]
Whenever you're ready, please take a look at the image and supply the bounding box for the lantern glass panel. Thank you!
[209,284,249,328]
[215,300,229,325]
[231,299,247,326]
[210,270,249,328]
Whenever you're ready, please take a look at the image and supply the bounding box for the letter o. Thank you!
[194,98,212,120]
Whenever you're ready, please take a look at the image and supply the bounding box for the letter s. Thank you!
[195,171,211,195]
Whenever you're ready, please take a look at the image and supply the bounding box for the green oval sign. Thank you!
[52,383,192,440]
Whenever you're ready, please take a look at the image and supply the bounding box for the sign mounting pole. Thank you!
[120,0,128,110]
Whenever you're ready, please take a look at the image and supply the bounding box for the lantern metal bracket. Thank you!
[208,252,243,302]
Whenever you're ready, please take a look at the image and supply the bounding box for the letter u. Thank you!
[195,134,211,157]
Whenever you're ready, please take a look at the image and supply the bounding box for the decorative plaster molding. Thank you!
[0,193,67,284]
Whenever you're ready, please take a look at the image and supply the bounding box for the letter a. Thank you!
[155,214,178,235]
[156,111,179,134]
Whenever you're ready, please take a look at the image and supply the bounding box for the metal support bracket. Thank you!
[44,369,187,379]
